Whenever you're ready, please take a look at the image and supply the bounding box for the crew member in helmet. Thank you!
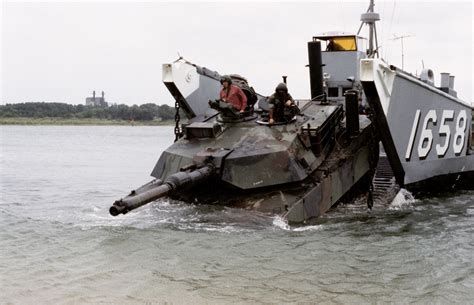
[268,83,298,124]
[219,75,247,113]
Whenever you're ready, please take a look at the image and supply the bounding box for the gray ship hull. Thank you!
[360,59,474,188]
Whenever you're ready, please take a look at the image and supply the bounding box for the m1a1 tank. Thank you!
[110,41,378,223]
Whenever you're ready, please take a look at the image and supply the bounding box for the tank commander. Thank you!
[268,83,299,124]
[218,75,247,113]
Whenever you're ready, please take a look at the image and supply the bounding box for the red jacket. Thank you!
[220,85,247,111]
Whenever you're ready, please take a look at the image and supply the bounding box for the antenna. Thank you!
[357,0,380,58]
[391,34,412,70]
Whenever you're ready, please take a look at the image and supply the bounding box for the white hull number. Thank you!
[405,109,467,160]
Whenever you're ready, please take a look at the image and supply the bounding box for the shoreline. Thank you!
[0,117,174,126]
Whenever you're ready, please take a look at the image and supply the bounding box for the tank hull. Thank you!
[159,116,374,223]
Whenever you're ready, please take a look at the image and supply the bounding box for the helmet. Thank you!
[220,75,232,85]
[275,82,288,93]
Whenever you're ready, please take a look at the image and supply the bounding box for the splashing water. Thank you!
[272,216,323,232]
[389,188,416,210]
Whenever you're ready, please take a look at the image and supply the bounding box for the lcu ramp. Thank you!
[373,155,400,205]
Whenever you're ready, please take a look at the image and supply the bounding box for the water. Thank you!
[1,125,473,304]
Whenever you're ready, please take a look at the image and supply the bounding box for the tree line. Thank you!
[0,102,176,121]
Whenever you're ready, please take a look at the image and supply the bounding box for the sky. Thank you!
[1,0,473,106]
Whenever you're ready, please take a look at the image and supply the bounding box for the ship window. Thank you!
[326,36,357,51]
[357,38,367,53]
[328,87,339,97]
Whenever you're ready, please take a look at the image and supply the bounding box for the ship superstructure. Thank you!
[311,0,473,190]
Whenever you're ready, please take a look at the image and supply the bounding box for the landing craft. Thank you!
[110,1,474,222]
[351,1,473,193]
[309,1,474,197]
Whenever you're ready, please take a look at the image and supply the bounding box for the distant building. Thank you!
[86,91,108,107]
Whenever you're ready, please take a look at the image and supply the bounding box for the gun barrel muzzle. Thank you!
[110,164,214,216]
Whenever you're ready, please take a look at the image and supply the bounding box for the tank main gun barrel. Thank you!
[110,164,214,216]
